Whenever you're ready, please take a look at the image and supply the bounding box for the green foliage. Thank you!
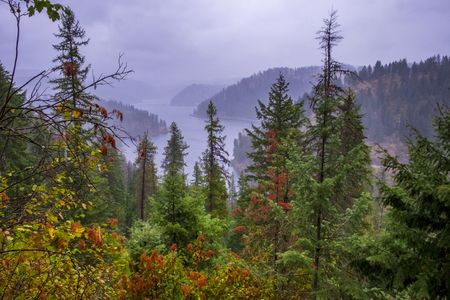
[0,162,129,298]
[27,0,66,21]
[246,73,307,183]
[3,4,449,299]
[155,173,200,248]
[0,64,36,177]
[135,133,158,219]
[162,122,189,177]
[128,220,164,261]
[192,161,204,186]
[85,150,130,227]
[51,8,91,101]
[358,107,450,299]
[202,101,230,218]
[346,56,450,141]
[236,72,308,298]
[1,6,132,298]
[120,238,274,299]
[286,11,373,298]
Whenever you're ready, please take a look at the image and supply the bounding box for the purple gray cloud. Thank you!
[1,0,449,99]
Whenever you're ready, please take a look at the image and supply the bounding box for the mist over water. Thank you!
[120,101,252,180]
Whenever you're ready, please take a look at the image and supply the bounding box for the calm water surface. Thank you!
[121,101,253,179]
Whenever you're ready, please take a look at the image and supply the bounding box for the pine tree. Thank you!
[49,8,108,220]
[192,161,203,186]
[156,124,199,247]
[51,8,91,106]
[228,174,238,209]
[335,90,371,210]
[0,64,33,173]
[234,75,307,297]
[123,161,138,229]
[162,122,189,177]
[359,107,450,299]
[245,73,306,200]
[290,11,372,298]
[202,101,229,218]
[310,11,346,295]
[136,133,157,220]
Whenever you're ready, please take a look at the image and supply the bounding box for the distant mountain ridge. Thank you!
[170,84,224,106]
[193,66,320,119]
[195,56,450,141]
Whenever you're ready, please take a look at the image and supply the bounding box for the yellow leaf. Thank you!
[72,110,81,118]
[47,212,57,223]
[48,227,55,239]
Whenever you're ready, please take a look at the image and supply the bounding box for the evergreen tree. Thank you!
[104,151,128,223]
[0,64,34,174]
[155,125,199,247]
[124,160,138,230]
[49,8,112,222]
[309,11,346,295]
[228,174,238,209]
[0,63,44,228]
[51,8,91,105]
[245,73,306,200]
[192,161,203,186]
[291,11,372,298]
[202,101,229,218]
[136,133,157,220]
[358,107,450,299]
[162,122,189,177]
[336,90,371,209]
[234,75,307,297]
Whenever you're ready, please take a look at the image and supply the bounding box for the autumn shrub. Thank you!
[119,235,274,299]
[0,216,128,298]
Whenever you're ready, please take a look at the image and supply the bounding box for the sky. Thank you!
[1,0,450,98]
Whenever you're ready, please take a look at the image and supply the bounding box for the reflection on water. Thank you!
[120,101,253,179]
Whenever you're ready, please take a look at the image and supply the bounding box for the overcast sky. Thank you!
[1,0,449,95]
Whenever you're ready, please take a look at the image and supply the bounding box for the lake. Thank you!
[120,101,254,180]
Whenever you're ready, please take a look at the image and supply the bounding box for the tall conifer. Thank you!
[162,122,189,177]
[202,101,229,218]
[136,133,157,220]
[157,123,198,247]
[294,11,372,298]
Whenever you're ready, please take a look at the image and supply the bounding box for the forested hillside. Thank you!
[170,83,224,106]
[347,56,450,140]
[193,66,319,119]
[195,57,450,144]
[231,57,450,173]
[104,100,168,138]
[1,3,449,299]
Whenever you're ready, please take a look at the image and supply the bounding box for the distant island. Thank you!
[170,83,224,106]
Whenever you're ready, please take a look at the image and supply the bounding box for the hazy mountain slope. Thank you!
[346,55,450,141]
[170,84,224,106]
[193,66,320,119]
[230,56,450,173]
[103,100,168,139]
